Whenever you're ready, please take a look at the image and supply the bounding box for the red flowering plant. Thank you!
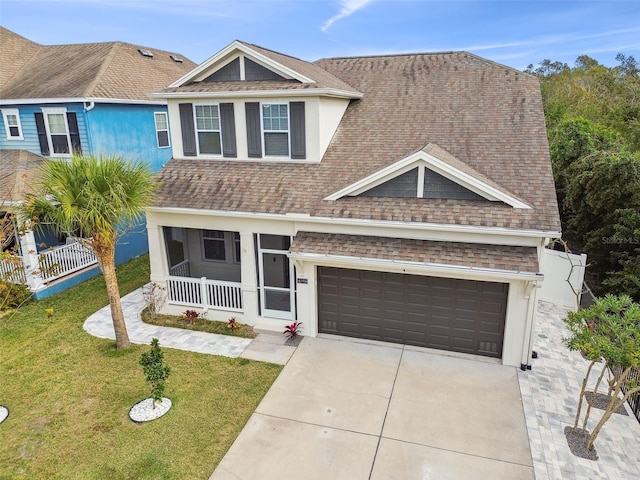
[182,309,200,325]
[227,317,239,331]
[283,321,302,339]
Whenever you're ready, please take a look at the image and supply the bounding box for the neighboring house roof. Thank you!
[289,232,540,275]
[153,48,561,233]
[0,26,196,102]
[160,40,361,98]
[0,150,45,203]
[0,27,41,91]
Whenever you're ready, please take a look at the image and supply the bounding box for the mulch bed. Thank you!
[564,426,599,461]
[584,392,629,416]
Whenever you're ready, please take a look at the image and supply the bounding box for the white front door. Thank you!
[257,234,295,320]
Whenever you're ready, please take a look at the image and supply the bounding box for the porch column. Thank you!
[147,225,168,283]
[18,229,44,292]
[239,232,259,320]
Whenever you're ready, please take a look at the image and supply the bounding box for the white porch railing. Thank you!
[39,241,98,282]
[167,276,243,312]
[169,260,190,277]
[0,255,26,284]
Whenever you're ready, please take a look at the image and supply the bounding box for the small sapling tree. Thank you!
[564,294,640,451]
[139,338,171,409]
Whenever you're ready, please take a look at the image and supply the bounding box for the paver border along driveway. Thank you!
[210,337,533,480]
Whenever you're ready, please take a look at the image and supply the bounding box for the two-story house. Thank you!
[0,27,195,298]
[146,41,561,368]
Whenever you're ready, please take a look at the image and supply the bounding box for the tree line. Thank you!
[526,54,640,300]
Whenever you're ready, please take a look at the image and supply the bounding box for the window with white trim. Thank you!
[262,103,289,157]
[154,112,170,148]
[2,109,23,140]
[195,104,222,155]
[202,230,226,261]
[42,108,72,155]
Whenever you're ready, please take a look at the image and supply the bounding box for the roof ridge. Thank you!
[82,41,121,97]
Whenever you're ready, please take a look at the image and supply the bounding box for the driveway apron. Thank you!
[209,336,533,480]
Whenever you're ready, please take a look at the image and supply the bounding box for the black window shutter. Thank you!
[245,102,262,158]
[220,103,237,158]
[34,112,50,156]
[66,112,82,154]
[179,103,197,156]
[290,101,306,159]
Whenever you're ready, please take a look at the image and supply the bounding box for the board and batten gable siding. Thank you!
[0,103,88,156]
[85,103,173,172]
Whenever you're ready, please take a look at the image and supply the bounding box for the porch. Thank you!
[156,228,295,321]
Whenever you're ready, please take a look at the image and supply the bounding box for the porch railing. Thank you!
[169,260,190,277]
[167,276,243,312]
[0,255,26,284]
[39,241,98,282]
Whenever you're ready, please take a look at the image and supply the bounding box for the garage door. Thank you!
[317,267,508,358]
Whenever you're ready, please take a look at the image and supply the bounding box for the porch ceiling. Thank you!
[288,231,540,275]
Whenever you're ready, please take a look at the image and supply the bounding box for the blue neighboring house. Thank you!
[0,26,195,298]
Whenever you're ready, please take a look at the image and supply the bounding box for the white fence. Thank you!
[0,255,26,284]
[39,241,98,282]
[169,260,190,277]
[167,276,243,312]
[539,248,587,309]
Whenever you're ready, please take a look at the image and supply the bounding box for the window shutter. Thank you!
[220,103,237,158]
[245,102,262,158]
[66,112,82,154]
[290,101,306,159]
[34,113,50,156]
[179,103,197,156]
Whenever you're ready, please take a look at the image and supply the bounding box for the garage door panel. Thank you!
[318,267,507,358]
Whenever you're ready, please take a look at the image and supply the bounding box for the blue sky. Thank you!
[1,0,639,70]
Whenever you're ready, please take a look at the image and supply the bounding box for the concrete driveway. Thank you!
[210,336,533,480]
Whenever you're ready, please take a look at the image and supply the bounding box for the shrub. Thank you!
[139,338,171,408]
[0,280,32,311]
[227,317,238,331]
[283,321,302,339]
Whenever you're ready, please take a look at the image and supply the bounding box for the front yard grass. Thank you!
[0,255,282,479]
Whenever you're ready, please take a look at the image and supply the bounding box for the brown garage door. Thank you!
[317,267,508,358]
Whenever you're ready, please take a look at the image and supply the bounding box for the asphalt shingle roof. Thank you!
[153,47,561,233]
[289,232,540,274]
[0,27,196,101]
[0,150,45,202]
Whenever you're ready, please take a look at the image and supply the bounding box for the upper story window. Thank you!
[262,103,289,157]
[154,112,170,148]
[195,104,222,155]
[1,108,23,140]
[35,108,81,156]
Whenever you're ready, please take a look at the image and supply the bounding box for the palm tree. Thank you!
[22,154,156,349]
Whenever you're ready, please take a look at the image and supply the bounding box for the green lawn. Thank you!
[0,255,282,480]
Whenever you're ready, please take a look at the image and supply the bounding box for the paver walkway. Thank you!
[519,300,640,480]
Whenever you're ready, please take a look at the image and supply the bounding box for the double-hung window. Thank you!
[262,103,289,157]
[41,108,72,155]
[2,109,23,140]
[195,104,222,155]
[154,112,170,148]
[202,230,226,261]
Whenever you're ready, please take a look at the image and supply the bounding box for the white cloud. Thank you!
[321,0,375,32]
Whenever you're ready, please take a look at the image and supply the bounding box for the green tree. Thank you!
[564,295,640,451]
[139,338,171,408]
[22,154,156,349]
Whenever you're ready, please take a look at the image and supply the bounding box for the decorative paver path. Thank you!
[520,300,640,480]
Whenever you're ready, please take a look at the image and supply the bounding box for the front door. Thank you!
[257,234,295,320]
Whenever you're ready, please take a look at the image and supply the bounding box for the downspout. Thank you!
[520,280,539,370]
[83,100,95,154]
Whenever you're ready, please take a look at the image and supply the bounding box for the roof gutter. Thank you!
[145,206,562,240]
[0,97,167,106]
[288,251,544,282]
